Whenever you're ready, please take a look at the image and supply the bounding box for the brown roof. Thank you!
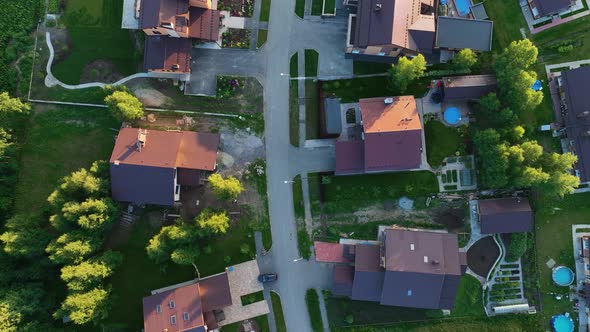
[353,0,435,52]
[442,75,497,100]
[199,273,233,311]
[478,197,533,234]
[143,283,204,332]
[384,228,461,276]
[360,96,423,171]
[355,244,381,272]
[335,140,365,175]
[140,0,190,29]
[176,131,220,171]
[314,242,355,263]
[144,36,192,73]
[189,7,220,41]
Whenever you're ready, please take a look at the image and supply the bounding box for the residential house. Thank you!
[122,0,221,80]
[442,74,497,101]
[315,227,468,310]
[528,0,572,19]
[558,67,590,184]
[143,260,269,331]
[335,96,425,175]
[109,127,220,206]
[477,197,533,234]
[344,0,493,63]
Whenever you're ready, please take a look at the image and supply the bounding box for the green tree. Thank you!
[170,245,200,272]
[46,231,100,265]
[59,198,118,233]
[55,287,111,325]
[104,91,144,122]
[60,251,122,291]
[146,223,195,264]
[208,173,245,200]
[473,129,509,188]
[0,302,19,332]
[0,214,51,258]
[47,168,104,208]
[196,209,230,235]
[0,92,30,119]
[505,233,527,262]
[452,49,477,71]
[389,54,426,93]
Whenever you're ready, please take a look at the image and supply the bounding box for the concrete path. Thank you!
[545,59,590,74]
[44,31,149,89]
[572,225,590,331]
[465,200,482,250]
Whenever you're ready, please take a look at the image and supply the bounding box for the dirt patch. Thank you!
[80,60,125,83]
[133,88,173,107]
[434,207,466,231]
[218,130,265,176]
[467,236,500,278]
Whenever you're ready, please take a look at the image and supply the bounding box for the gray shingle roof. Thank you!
[435,16,493,52]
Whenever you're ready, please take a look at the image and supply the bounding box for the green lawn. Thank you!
[478,0,527,51]
[318,171,439,214]
[290,52,299,77]
[322,76,430,103]
[271,292,287,332]
[451,275,485,317]
[424,121,464,168]
[53,0,139,84]
[304,49,319,77]
[257,29,268,48]
[305,80,319,140]
[311,0,323,15]
[14,107,118,213]
[306,289,323,332]
[219,316,269,331]
[534,15,590,64]
[353,61,391,75]
[298,228,312,259]
[295,0,305,18]
[290,80,300,146]
[293,175,305,220]
[259,0,271,22]
[324,0,335,14]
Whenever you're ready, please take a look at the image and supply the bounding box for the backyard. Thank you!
[52,0,140,84]
[424,120,465,168]
[321,76,430,103]
[474,0,527,50]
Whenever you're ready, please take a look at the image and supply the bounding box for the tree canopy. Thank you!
[389,54,426,93]
[452,49,478,71]
[196,209,230,235]
[0,214,51,258]
[208,173,245,200]
[104,90,144,122]
[60,251,122,291]
[55,287,111,325]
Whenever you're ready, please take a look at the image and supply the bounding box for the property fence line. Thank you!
[27,23,40,101]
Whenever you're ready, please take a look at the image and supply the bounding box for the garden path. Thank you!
[571,225,590,330]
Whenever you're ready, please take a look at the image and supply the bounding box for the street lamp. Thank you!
[284,180,295,184]
[293,257,303,262]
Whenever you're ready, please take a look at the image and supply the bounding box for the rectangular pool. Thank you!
[454,0,471,17]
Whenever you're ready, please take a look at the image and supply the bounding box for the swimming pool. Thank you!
[454,0,471,17]
[551,314,574,332]
[552,266,574,286]
[444,107,461,125]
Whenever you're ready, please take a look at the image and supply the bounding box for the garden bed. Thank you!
[218,0,254,17]
[222,29,251,49]
[467,236,500,278]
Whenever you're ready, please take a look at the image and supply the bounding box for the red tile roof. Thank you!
[143,283,204,332]
[189,7,220,41]
[314,241,355,263]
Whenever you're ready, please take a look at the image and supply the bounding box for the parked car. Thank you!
[258,273,278,283]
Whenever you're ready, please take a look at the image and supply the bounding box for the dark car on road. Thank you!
[258,273,278,283]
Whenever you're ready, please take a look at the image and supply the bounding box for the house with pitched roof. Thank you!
[527,0,572,19]
[477,197,533,234]
[109,127,220,206]
[315,227,467,310]
[442,74,497,101]
[121,0,221,80]
[345,0,494,63]
[335,96,425,175]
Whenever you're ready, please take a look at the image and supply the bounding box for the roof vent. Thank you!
[410,243,415,251]
[384,97,393,104]
[171,64,180,71]
[114,160,120,166]
[375,3,382,11]
[137,129,148,152]
[424,256,428,263]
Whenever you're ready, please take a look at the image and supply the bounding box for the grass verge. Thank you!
[257,29,268,48]
[306,289,323,332]
[295,0,305,18]
[293,175,305,220]
[272,291,287,332]
[324,0,335,14]
[305,80,319,140]
[298,228,312,259]
[259,0,271,22]
[304,49,319,77]
[311,0,323,15]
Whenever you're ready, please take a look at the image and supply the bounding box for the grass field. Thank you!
[306,289,323,332]
[271,292,287,332]
[257,29,268,48]
[259,0,271,22]
[305,80,319,139]
[305,49,319,77]
[53,0,138,84]
[295,0,305,18]
[425,121,464,168]
[13,107,118,213]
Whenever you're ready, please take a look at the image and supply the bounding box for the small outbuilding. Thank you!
[478,197,533,234]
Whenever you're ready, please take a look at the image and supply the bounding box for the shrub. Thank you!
[505,233,528,262]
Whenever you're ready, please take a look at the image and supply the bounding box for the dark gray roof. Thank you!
[110,164,175,206]
[478,197,533,234]
[470,3,488,20]
[351,271,385,302]
[435,16,493,52]
[562,66,590,182]
[408,29,435,54]
[139,0,161,28]
[380,272,460,309]
[442,75,497,100]
[533,0,571,16]
[332,265,354,297]
[325,98,342,135]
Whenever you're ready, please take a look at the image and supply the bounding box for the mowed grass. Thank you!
[259,0,271,22]
[304,49,319,77]
[451,275,485,317]
[322,76,430,103]
[53,0,138,84]
[305,289,323,332]
[293,175,304,220]
[534,15,590,64]
[14,107,118,213]
[425,121,463,167]
[311,0,323,15]
[295,0,305,18]
[257,29,268,48]
[271,292,287,332]
[478,0,527,50]
[305,80,319,139]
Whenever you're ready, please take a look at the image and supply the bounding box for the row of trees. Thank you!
[473,40,579,197]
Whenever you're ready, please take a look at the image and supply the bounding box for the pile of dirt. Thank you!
[80,60,124,84]
[434,208,465,230]
[133,88,173,107]
[219,130,264,174]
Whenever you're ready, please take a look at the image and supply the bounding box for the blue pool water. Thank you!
[551,314,574,332]
[552,266,574,286]
[454,0,471,16]
[444,107,461,125]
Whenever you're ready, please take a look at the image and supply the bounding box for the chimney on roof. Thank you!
[171,64,180,71]
[375,3,382,11]
[577,111,590,118]
[384,97,393,104]
[137,129,148,152]
[114,160,120,166]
